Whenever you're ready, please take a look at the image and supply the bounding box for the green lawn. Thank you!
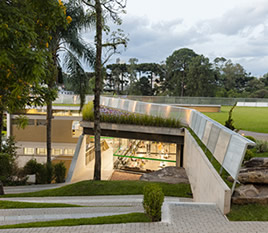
[3,180,192,198]
[204,106,268,133]
[227,204,268,221]
[0,200,82,209]
[0,213,150,229]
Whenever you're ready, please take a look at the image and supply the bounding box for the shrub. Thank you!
[2,136,17,158]
[244,136,256,143]
[225,103,236,130]
[143,184,164,222]
[82,101,94,121]
[23,159,40,174]
[23,159,48,184]
[46,163,54,184]
[82,102,181,128]
[0,153,14,184]
[53,162,66,183]
[255,140,268,153]
[36,163,48,184]
[243,149,254,162]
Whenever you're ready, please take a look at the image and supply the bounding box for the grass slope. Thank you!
[3,180,192,198]
[0,213,151,229]
[0,200,82,209]
[204,106,268,133]
[227,204,268,221]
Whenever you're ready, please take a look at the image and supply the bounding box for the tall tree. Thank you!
[45,0,95,178]
[81,0,127,180]
[186,55,216,96]
[0,0,67,150]
[165,48,198,96]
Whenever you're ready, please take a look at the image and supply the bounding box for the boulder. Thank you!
[232,184,268,204]
[233,184,259,198]
[244,157,268,168]
[0,181,4,195]
[140,166,189,184]
[238,168,268,184]
[27,174,36,184]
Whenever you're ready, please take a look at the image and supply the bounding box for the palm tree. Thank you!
[45,0,95,182]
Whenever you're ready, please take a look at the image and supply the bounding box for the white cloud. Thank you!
[111,0,268,76]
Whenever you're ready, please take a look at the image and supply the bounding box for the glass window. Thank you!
[52,149,62,156]
[72,121,82,138]
[36,120,46,126]
[37,148,47,155]
[24,148,35,155]
[64,148,74,155]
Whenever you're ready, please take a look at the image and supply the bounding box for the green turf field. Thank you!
[204,106,268,133]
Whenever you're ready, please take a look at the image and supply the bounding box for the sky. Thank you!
[105,0,268,77]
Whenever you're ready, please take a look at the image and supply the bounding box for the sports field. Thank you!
[204,106,268,133]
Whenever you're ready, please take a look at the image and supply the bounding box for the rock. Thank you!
[140,166,189,184]
[238,168,268,184]
[27,174,36,184]
[233,184,259,198]
[232,184,268,204]
[0,181,4,195]
[232,196,268,205]
[244,157,268,168]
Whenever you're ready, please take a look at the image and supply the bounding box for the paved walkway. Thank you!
[0,196,185,225]
[0,196,268,232]
[239,130,268,141]
[3,183,70,194]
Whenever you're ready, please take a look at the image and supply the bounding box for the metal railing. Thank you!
[53,94,268,106]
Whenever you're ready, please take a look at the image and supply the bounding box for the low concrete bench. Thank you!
[171,104,221,113]
[237,102,268,107]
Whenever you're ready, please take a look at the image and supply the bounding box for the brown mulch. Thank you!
[110,171,142,181]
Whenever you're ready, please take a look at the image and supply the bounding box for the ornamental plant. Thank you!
[82,101,181,128]
[143,184,164,222]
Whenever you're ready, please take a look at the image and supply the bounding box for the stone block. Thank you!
[27,174,36,184]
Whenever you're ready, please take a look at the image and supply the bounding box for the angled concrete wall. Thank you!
[184,129,231,214]
[66,135,114,183]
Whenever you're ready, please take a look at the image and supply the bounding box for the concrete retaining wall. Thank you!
[184,130,231,214]
[66,135,114,183]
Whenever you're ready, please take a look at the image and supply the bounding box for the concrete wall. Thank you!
[12,119,78,143]
[184,129,231,214]
[67,135,114,183]
[67,135,87,182]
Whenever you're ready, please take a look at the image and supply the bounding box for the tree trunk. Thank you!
[46,99,52,165]
[93,0,102,181]
[0,180,4,195]
[0,109,3,152]
[181,71,185,97]
[46,81,53,183]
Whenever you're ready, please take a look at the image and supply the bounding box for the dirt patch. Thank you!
[110,171,142,181]
[140,166,189,184]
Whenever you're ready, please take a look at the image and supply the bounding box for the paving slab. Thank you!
[3,183,70,194]
[0,197,268,232]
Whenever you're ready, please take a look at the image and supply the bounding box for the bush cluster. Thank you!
[82,101,181,128]
[0,136,26,185]
[255,140,268,153]
[244,136,257,143]
[23,159,66,184]
[243,149,254,162]
[143,184,164,222]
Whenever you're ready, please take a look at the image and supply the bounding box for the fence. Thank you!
[53,94,268,106]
